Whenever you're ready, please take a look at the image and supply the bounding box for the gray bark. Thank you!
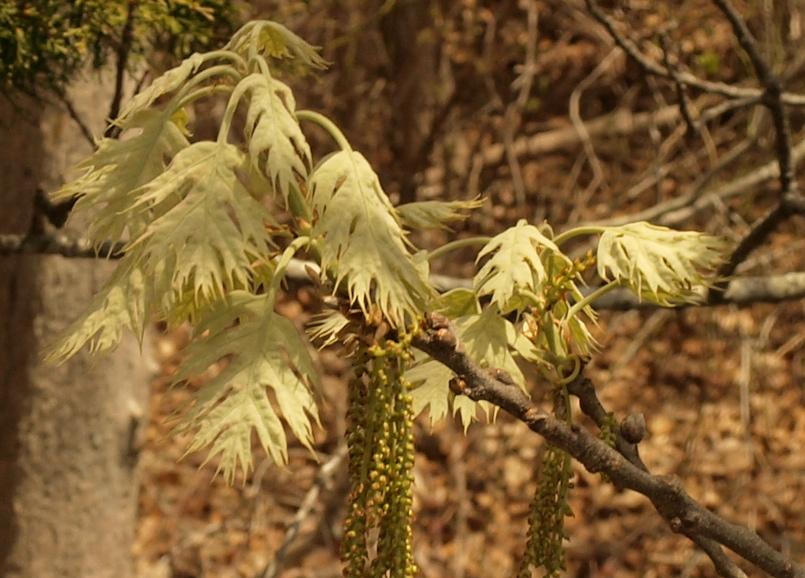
[0,74,152,578]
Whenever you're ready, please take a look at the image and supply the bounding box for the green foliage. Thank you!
[597,222,728,305]
[309,150,433,327]
[48,20,729,551]
[0,0,237,92]
[474,219,566,314]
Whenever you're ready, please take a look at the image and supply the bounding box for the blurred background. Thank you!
[0,1,802,577]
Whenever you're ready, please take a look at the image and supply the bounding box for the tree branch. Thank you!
[583,0,805,106]
[2,233,802,307]
[705,0,802,301]
[105,0,138,138]
[412,316,805,578]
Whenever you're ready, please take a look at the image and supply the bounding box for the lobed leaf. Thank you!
[597,222,729,305]
[175,291,320,483]
[226,21,326,72]
[117,53,207,122]
[309,150,433,326]
[474,219,568,313]
[396,198,483,230]
[45,259,149,362]
[54,109,190,244]
[409,307,524,429]
[127,141,277,311]
[241,73,311,204]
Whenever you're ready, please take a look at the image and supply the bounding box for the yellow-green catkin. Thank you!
[518,385,574,578]
[517,444,573,578]
[341,333,418,578]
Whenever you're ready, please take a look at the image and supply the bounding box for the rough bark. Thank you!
[0,75,152,578]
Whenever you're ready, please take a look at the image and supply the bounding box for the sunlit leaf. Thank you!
[475,219,568,313]
[409,307,524,429]
[117,53,207,122]
[240,73,311,203]
[597,222,729,305]
[54,108,190,244]
[175,291,320,483]
[307,309,352,348]
[428,288,480,318]
[309,150,433,326]
[45,259,149,362]
[397,198,483,230]
[226,21,326,72]
[127,141,277,310]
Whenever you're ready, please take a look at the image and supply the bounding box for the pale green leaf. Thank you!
[396,198,483,230]
[226,21,326,71]
[117,53,207,122]
[474,219,568,313]
[597,222,729,305]
[127,141,276,309]
[175,291,319,483]
[428,288,480,318]
[409,307,523,429]
[241,73,311,203]
[307,309,352,348]
[456,308,525,385]
[309,150,433,326]
[54,109,190,244]
[407,360,452,422]
[45,259,148,362]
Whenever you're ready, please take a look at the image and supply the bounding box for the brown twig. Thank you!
[412,316,805,578]
[105,0,138,138]
[257,445,348,578]
[583,0,805,106]
[705,0,802,301]
[3,233,803,307]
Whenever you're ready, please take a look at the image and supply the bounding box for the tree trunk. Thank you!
[0,76,152,578]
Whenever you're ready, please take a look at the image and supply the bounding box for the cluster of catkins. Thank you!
[342,336,417,578]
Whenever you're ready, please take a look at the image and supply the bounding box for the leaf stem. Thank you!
[296,110,353,152]
[269,236,310,298]
[566,281,620,319]
[426,236,492,261]
[553,225,605,247]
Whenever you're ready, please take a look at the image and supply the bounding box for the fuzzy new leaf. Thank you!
[309,150,433,326]
[175,291,319,483]
[54,109,190,244]
[396,198,483,230]
[226,21,326,71]
[46,260,148,362]
[241,73,311,203]
[118,53,207,122]
[597,222,728,305]
[128,141,276,310]
[409,308,524,429]
[475,219,567,312]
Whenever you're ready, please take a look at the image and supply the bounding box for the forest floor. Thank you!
[132,1,804,577]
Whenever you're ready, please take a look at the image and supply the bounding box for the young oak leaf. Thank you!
[174,291,320,483]
[45,258,149,362]
[309,150,433,326]
[396,198,483,230]
[408,307,525,430]
[226,21,327,72]
[127,141,277,309]
[597,222,729,305]
[53,108,190,245]
[117,53,207,123]
[240,73,311,204]
[474,219,569,313]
